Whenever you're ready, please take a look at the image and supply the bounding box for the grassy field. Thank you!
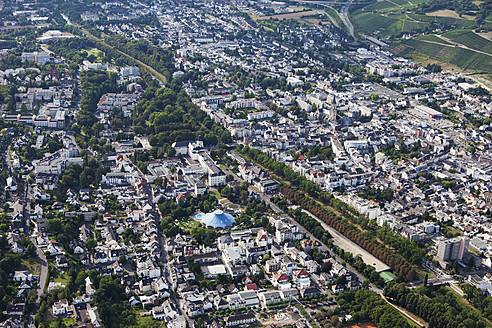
[415,34,452,44]
[425,9,475,19]
[83,47,105,60]
[47,318,76,328]
[178,219,201,231]
[21,258,41,275]
[135,309,166,327]
[289,6,305,12]
[53,271,69,286]
[472,73,492,89]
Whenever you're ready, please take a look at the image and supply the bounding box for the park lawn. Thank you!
[83,47,105,61]
[47,317,76,327]
[178,219,201,231]
[135,309,166,327]
[289,6,305,11]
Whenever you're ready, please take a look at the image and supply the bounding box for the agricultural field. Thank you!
[349,0,479,37]
[348,0,492,77]
[392,39,492,72]
[350,11,432,37]
[362,0,399,12]
[441,29,492,54]
[408,13,478,28]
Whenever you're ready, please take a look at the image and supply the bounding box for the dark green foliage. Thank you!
[105,36,174,81]
[384,283,488,328]
[239,145,420,280]
[291,210,332,245]
[376,226,426,265]
[416,0,479,16]
[133,86,231,145]
[158,194,218,241]
[78,69,119,130]
[237,145,322,197]
[0,234,38,321]
[381,140,422,162]
[45,213,84,251]
[462,284,492,321]
[358,187,394,203]
[337,289,411,328]
[94,276,136,328]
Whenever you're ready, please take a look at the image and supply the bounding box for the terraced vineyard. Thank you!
[409,14,478,29]
[362,0,398,12]
[351,11,476,37]
[347,0,492,78]
[394,39,492,72]
[352,11,398,34]
[441,30,492,54]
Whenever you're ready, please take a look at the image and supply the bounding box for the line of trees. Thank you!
[290,209,332,245]
[376,226,426,266]
[384,283,488,328]
[238,144,420,280]
[105,36,174,82]
[291,208,388,287]
[337,289,411,328]
[281,185,417,281]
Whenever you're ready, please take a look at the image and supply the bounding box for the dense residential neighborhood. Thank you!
[0,0,492,328]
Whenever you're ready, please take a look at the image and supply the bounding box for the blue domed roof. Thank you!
[200,210,235,229]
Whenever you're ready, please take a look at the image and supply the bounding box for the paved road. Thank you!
[32,237,48,301]
[296,0,354,37]
[382,294,426,327]
[125,155,190,325]
[61,13,72,26]
[340,4,354,37]
[6,143,12,173]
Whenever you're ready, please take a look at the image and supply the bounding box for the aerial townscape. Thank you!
[1,0,492,328]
